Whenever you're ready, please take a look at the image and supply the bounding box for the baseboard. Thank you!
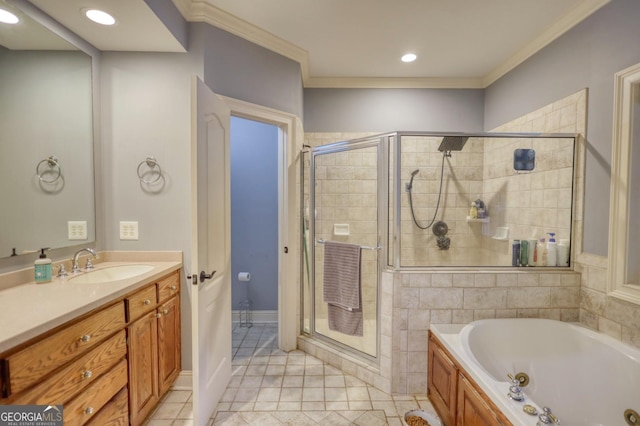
[171,370,192,391]
[232,310,278,324]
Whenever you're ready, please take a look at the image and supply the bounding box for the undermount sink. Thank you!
[68,264,154,284]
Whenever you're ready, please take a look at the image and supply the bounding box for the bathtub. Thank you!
[431,319,640,426]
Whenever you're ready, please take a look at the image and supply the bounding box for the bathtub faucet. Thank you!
[537,407,560,425]
[507,373,525,401]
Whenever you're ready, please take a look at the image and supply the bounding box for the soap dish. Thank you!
[492,227,509,240]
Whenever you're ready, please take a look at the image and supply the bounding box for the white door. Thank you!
[190,77,231,426]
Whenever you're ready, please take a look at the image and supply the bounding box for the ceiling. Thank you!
[9,0,610,88]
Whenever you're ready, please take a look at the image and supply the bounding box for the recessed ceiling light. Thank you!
[85,9,116,26]
[0,9,19,24]
[401,53,417,63]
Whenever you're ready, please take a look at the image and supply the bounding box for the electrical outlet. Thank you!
[68,221,88,240]
[119,221,139,240]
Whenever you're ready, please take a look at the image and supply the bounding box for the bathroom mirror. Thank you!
[0,0,96,259]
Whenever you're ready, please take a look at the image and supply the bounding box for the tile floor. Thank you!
[145,323,437,425]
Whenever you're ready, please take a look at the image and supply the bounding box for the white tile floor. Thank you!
[145,323,437,425]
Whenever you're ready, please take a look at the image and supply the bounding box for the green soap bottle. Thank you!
[34,248,52,283]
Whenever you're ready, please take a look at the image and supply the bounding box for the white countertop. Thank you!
[0,260,182,353]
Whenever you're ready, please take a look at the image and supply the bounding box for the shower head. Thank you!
[405,169,419,192]
[438,136,469,153]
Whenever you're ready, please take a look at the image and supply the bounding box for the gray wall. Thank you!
[193,23,304,118]
[303,88,485,132]
[100,50,202,369]
[485,0,640,255]
[230,117,279,311]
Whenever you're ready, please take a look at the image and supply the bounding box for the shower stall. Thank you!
[300,131,576,364]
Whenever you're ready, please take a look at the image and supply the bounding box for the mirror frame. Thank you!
[608,61,640,304]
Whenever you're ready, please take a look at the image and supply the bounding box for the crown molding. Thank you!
[482,0,611,87]
[175,0,610,89]
[305,76,485,89]
[174,0,311,81]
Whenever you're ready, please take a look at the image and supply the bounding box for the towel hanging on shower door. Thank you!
[322,241,363,336]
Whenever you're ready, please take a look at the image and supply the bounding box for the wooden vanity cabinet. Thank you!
[0,301,128,424]
[428,332,458,426]
[427,331,512,426]
[457,374,503,426]
[0,268,181,426]
[128,309,160,425]
[127,270,181,426]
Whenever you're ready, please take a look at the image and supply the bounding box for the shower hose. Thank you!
[408,152,447,230]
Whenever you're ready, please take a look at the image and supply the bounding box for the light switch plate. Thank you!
[68,221,88,240]
[119,221,139,240]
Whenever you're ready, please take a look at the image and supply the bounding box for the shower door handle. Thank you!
[199,270,216,283]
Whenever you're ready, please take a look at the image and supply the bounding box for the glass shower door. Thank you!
[309,138,383,358]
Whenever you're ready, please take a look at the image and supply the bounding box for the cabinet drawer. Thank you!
[9,330,126,405]
[126,285,157,322]
[3,302,125,396]
[157,271,179,303]
[86,387,129,426]
[64,358,128,426]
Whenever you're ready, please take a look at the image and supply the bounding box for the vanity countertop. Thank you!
[0,260,182,354]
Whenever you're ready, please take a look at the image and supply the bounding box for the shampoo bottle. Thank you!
[34,248,52,283]
[536,237,547,266]
[469,202,478,219]
[557,239,570,267]
[547,233,557,267]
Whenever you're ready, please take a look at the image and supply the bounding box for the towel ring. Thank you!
[36,156,62,183]
[136,157,162,184]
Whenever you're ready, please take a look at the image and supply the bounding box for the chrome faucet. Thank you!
[537,407,560,425]
[72,248,98,273]
[507,373,525,401]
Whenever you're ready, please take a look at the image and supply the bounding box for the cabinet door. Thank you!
[457,374,501,426]
[428,334,458,426]
[128,311,159,426]
[157,295,181,395]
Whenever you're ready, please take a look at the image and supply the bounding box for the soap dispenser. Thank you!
[34,248,52,283]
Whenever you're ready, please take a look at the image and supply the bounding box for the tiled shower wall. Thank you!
[482,136,574,250]
[400,137,485,266]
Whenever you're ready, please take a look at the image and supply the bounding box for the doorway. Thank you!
[222,96,301,352]
[230,116,279,326]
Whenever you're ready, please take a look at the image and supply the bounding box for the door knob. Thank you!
[199,270,216,283]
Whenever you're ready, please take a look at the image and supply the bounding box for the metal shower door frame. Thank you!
[305,134,389,363]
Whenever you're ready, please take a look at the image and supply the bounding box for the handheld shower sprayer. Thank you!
[406,169,419,192]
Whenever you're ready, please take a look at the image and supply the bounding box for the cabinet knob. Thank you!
[156,313,162,318]
[80,334,91,343]
[170,285,177,290]
[82,370,92,379]
[85,407,94,415]
[163,309,169,315]
[144,299,151,305]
